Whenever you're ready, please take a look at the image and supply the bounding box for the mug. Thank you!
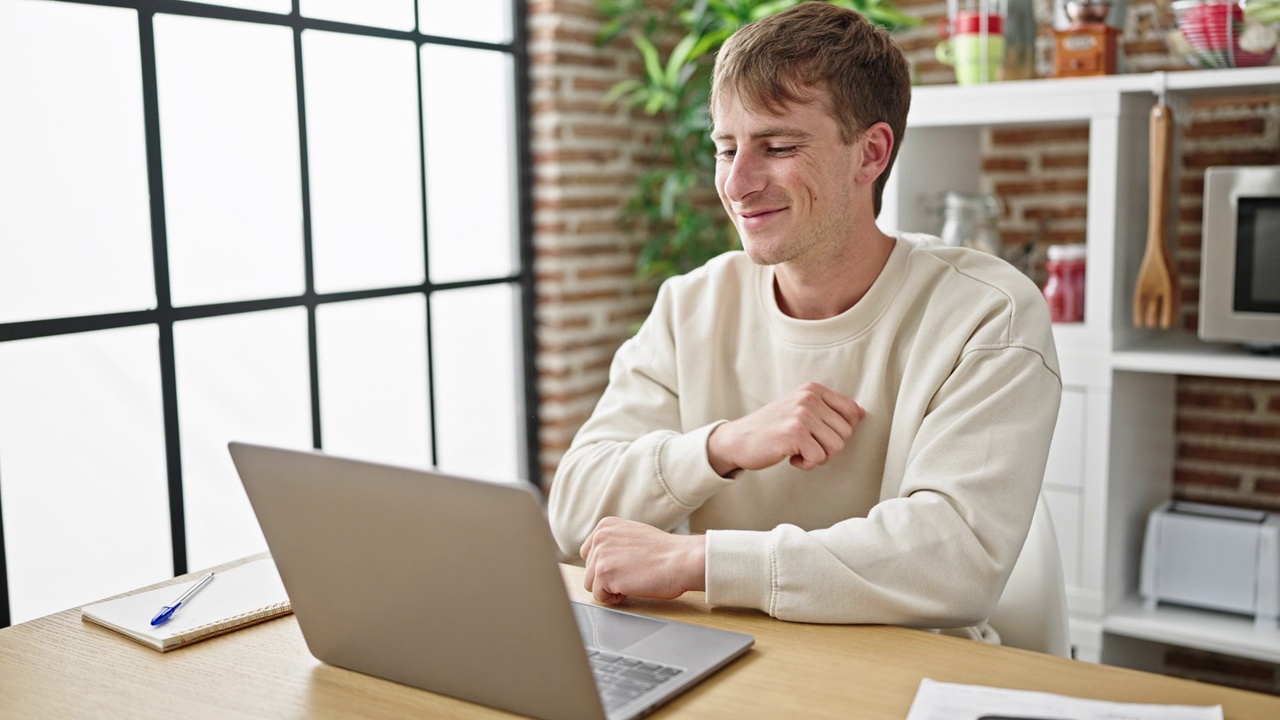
[936,12,1005,84]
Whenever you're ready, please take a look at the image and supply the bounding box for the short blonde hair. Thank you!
[712,2,912,216]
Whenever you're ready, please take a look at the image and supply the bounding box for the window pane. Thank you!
[317,295,430,468]
[301,0,414,31]
[193,0,291,13]
[154,15,304,307]
[422,46,518,284]
[304,31,424,294]
[0,327,170,623]
[418,0,511,43]
[431,284,522,481]
[0,0,154,323]
[174,308,312,570]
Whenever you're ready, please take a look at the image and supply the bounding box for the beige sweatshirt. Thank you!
[548,233,1062,640]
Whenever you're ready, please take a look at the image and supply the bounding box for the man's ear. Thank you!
[854,122,894,186]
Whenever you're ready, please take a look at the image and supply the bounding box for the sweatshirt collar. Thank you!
[758,233,912,347]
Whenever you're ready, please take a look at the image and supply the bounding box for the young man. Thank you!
[548,2,1061,641]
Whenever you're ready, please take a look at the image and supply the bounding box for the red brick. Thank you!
[533,148,621,164]
[1177,232,1202,250]
[1177,442,1280,468]
[537,287,623,304]
[571,76,619,93]
[991,126,1089,145]
[1178,418,1280,440]
[1042,153,1089,169]
[1185,118,1267,139]
[982,157,1030,172]
[572,124,636,141]
[536,243,630,258]
[1023,206,1088,222]
[534,196,623,212]
[1173,468,1242,489]
[539,335,626,356]
[1189,94,1280,110]
[993,178,1089,196]
[1184,149,1280,171]
[577,265,637,281]
[1176,390,1255,412]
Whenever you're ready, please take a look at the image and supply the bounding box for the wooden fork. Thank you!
[1133,102,1181,329]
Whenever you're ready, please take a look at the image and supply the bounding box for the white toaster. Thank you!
[1140,500,1280,628]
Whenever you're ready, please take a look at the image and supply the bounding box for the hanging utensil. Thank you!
[1133,101,1181,329]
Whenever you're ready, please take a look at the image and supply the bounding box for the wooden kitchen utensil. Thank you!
[1133,102,1181,329]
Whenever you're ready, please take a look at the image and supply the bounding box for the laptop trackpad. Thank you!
[572,602,666,653]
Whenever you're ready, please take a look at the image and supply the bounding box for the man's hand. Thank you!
[707,382,864,476]
[580,517,706,605]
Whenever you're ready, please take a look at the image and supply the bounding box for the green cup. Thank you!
[936,34,1005,84]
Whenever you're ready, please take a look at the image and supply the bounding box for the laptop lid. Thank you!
[228,442,753,720]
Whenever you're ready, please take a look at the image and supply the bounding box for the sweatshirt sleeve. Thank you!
[547,282,737,559]
[705,343,1062,628]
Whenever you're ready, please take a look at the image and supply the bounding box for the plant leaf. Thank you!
[634,35,665,86]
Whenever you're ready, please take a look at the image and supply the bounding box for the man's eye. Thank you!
[715,148,736,159]
[767,146,796,155]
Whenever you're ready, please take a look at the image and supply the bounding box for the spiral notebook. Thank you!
[80,558,292,652]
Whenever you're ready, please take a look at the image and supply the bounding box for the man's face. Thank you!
[711,89,862,268]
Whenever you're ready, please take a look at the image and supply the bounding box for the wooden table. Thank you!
[2,557,1277,719]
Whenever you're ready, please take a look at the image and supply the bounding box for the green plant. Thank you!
[595,0,920,283]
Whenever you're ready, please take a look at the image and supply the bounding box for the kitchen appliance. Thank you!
[1199,165,1280,351]
[1053,0,1121,76]
[1140,500,1280,627]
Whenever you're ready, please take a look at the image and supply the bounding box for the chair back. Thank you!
[988,494,1071,657]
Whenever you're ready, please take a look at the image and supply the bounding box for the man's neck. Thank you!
[773,231,896,320]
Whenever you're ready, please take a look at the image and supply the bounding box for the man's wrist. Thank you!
[684,534,707,592]
[706,422,740,478]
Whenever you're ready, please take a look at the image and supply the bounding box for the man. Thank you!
[548,1,1061,642]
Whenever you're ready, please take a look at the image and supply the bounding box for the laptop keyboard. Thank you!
[587,650,684,711]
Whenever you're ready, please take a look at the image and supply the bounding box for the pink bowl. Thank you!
[1174,0,1276,67]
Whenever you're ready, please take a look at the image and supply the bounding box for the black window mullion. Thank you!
[511,0,540,487]
[137,7,187,578]
[415,35,440,470]
[291,9,323,451]
[0,460,9,627]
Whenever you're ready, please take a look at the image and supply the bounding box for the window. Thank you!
[0,0,535,627]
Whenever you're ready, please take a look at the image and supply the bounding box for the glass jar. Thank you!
[940,191,1004,256]
[1043,243,1087,322]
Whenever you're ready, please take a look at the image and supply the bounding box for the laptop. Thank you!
[228,442,754,720]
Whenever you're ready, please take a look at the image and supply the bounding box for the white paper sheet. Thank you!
[905,678,1223,720]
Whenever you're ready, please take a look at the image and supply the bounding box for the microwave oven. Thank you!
[1199,166,1280,351]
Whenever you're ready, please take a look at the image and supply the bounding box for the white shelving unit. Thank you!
[881,67,1280,667]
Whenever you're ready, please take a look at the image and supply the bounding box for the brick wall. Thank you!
[528,0,662,483]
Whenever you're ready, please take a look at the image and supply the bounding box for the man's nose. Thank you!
[721,153,765,202]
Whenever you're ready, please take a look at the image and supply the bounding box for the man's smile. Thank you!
[737,207,787,229]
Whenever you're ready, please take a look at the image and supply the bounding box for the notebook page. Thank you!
[81,558,290,650]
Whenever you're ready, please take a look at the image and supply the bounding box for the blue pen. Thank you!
[150,572,215,626]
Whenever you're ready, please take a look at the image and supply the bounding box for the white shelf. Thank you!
[1112,331,1280,381]
[1104,597,1280,664]
[910,67,1280,128]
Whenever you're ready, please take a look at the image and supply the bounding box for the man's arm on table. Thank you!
[578,382,865,604]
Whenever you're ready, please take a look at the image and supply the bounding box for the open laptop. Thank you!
[228,442,754,720]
